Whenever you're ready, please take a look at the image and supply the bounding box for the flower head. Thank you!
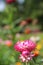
[27,40,36,51]
[14,40,36,62]
[14,40,36,52]
[22,50,30,57]
[19,52,34,62]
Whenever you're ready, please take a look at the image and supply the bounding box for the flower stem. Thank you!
[26,62,28,65]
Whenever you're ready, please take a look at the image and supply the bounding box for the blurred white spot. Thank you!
[30,36,40,42]
[0,1,6,12]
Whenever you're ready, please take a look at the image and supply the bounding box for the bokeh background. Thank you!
[0,0,43,65]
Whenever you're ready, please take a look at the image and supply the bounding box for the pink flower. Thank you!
[22,50,30,57]
[27,40,36,51]
[0,38,3,43]
[14,41,25,52]
[19,53,34,62]
[4,40,12,47]
[6,0,16,4]
[14,40,36,52]
[6,0,13,4]
[14,40,36,62]
[19,54,26,62]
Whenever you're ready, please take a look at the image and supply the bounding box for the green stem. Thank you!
[26,62,28,65]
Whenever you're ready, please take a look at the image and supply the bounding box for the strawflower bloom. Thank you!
[22,50,30,57]
[19,52,34,62]
[14,40,36,52]
[14,40,36,63]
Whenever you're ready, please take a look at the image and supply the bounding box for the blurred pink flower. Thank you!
[6,0,16,4]
[14,40,36,52]
[6,0,13,4]
[0,38,3,43]
[4,40,12,47]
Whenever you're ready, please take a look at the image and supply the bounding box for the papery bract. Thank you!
[14,40,36,52]
[19,53,34,62]
[14,41,25,52]
[27,40,36,51]
[22,50,30,57]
